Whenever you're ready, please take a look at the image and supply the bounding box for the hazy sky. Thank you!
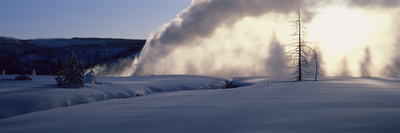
[0,0,191,39]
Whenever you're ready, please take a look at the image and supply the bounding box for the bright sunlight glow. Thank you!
[308,6,385,76]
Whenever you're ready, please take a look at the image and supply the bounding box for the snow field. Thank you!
[1,76,400,132]
[0,75,228,119]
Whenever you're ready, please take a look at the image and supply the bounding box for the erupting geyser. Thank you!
[125,0,400,78]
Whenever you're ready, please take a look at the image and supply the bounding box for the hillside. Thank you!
[0,37,145,75]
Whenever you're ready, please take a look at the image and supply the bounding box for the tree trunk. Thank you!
[297,6,302,81]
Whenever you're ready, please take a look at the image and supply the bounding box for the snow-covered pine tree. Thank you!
[64,51,85,88]
[56,56,64,75]
[55,56,67,86]
[76,59,86,87]
[31,69,36,76]
[55,51,85,88]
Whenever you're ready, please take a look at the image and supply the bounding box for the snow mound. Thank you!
[229,76,285,87]
[0,75,228,119]
[85,70,97,83]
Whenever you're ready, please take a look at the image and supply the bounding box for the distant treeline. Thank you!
[0,37,145,75]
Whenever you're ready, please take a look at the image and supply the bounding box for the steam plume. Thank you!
[133,0,302,77]
[124,0,400,78]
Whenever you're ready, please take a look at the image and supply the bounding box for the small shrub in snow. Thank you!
[55,51,85,88]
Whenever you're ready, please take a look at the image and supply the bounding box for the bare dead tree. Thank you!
[286,5,318,81]
[313,49,320,81]
[303,45,323,81]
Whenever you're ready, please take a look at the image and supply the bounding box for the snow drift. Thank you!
[0,75,228,119]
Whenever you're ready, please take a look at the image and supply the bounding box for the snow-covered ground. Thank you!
[1,76,400,133]
[0,75,227,119]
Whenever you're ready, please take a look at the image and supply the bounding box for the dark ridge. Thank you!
[0,37,146,75]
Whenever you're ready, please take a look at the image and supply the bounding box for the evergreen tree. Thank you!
[55,56,67,86]
[64,51,85,88]
[55,51,85,88]
[56,56,64,75]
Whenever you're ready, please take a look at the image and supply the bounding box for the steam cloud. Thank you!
[348,0,400,77]
[125,0,400,78]
[133,0,302,78]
